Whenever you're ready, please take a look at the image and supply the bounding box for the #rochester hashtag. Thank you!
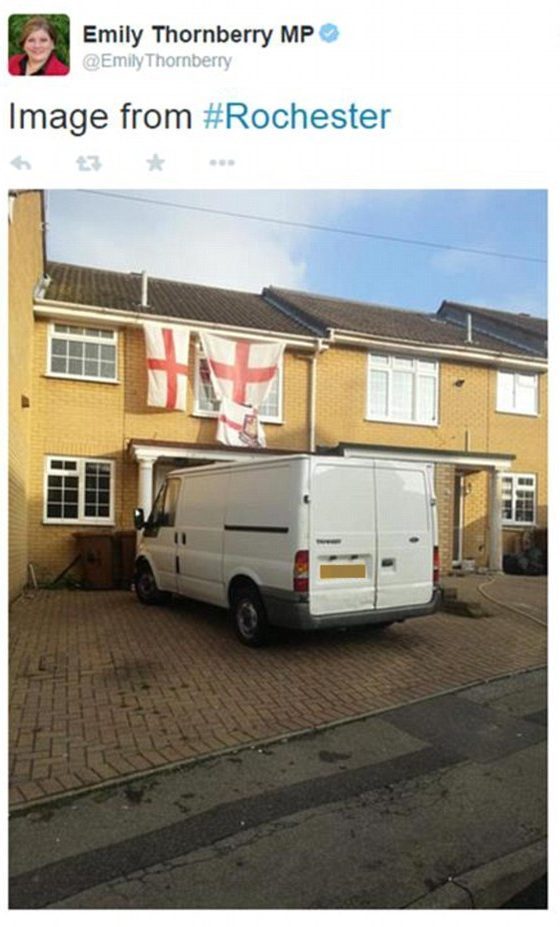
[203,102,392,131]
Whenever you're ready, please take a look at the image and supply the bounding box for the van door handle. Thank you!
[409,536,420,543]
[381,558,395,567]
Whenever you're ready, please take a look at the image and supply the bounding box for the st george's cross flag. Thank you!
[217,396,267,447]
[143,323,190,411]
[198,331,283,409]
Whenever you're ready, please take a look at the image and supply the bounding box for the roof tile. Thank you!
[267,287,542,356]
[44,262,313,337]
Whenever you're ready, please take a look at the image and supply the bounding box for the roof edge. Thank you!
[33,298,319,349]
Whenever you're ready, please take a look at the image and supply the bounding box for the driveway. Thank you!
[9,577,547,808]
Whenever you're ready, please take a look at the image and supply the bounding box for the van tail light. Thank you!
[433,546,440,585]
[293,550,309,593]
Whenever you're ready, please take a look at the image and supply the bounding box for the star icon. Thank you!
[147,153,165,171]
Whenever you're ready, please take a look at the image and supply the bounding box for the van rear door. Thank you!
[375,462,434,609]
[309,460,376,616]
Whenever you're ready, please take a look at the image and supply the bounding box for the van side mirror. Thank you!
[134,507,145,530]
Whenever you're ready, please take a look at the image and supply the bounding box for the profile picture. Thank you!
[8,13,69,75]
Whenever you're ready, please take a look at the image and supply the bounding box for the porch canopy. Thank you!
[128,438,300,515]
[324,442,515,572]
[129,439,515,572]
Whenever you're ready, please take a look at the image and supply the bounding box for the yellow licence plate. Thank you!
[320,563,366,580]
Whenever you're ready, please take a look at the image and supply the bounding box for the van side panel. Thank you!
[224,460,307,596]
[375,462,434,609]
[309,461,376,617]
[175,471,229,606]
[135,455,440,634]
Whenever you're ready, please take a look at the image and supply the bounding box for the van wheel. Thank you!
[232,586,270,647]
[135,563,169,605]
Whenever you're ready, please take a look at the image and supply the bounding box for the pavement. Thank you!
[9,574,546,809]
[8,573,547,908]
[9,667,547,909]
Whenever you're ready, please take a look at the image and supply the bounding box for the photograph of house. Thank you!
[9,189,547,601]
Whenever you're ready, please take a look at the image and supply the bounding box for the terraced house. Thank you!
[9,190,548,599]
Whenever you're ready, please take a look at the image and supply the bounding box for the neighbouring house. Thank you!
[262,288,547,576]
[8,191,548,598]
[437,300,547,357]
[9,190,45,597]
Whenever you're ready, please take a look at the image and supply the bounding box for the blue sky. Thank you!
[45,189,547,317]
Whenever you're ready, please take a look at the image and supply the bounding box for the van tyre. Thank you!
[135,563,169,605]
[232,586,271,647]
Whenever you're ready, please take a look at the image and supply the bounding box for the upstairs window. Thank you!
[48,324,117,382]
[496,371,538,416]
[367,354,438,425]
[194,349,282,422]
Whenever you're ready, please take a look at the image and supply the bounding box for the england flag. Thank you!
[199,331,283,409]
[143,323,190,411]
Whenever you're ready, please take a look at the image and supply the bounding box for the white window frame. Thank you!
[47,323,118,383]
[193,345,284,423]
[496,370,538,417]
[501,473,537,527]
[366,353,439,426]
[43,456,115,525]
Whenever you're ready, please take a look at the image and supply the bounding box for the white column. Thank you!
[137,455,157,516]
[488,469,504,572]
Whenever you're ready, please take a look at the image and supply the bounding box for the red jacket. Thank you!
[9,53,69,75]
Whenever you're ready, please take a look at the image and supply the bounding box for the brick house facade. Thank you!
[8,192,548,598]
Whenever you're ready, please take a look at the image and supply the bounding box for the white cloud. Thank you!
[46,189,359,292]
[429,248,489,275]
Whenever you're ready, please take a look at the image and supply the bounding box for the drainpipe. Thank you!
[309,352,318,452]
[309,338,330,452]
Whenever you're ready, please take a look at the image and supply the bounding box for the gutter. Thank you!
[32,298,319,351]
[329,329,548,372]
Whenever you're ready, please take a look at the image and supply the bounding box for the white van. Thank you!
[133,455,441,646]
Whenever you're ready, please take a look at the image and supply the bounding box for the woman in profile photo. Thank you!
[9,16,69,75]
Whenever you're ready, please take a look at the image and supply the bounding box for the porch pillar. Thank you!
[137,454,157,516]
[488,469,504,572]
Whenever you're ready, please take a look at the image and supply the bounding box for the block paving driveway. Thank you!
[9,577,547,808]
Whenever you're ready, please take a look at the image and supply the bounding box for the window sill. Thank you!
[502,523,537,529]
[45,373,120,385]
[365,416,439,428]
[192,409,284,425]
[43,520,115,527]
[495,409,538,418]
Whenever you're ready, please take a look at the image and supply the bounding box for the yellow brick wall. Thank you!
[434,464,455,575]
[489,373,548,530]
[9,192,44,599]
[461,471,490,565]
[314,347,509,453]
[27,325,310,579]
[314,346,547,569]
[24,320,547,581]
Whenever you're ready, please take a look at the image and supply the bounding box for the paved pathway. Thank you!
[9,578,547,808]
